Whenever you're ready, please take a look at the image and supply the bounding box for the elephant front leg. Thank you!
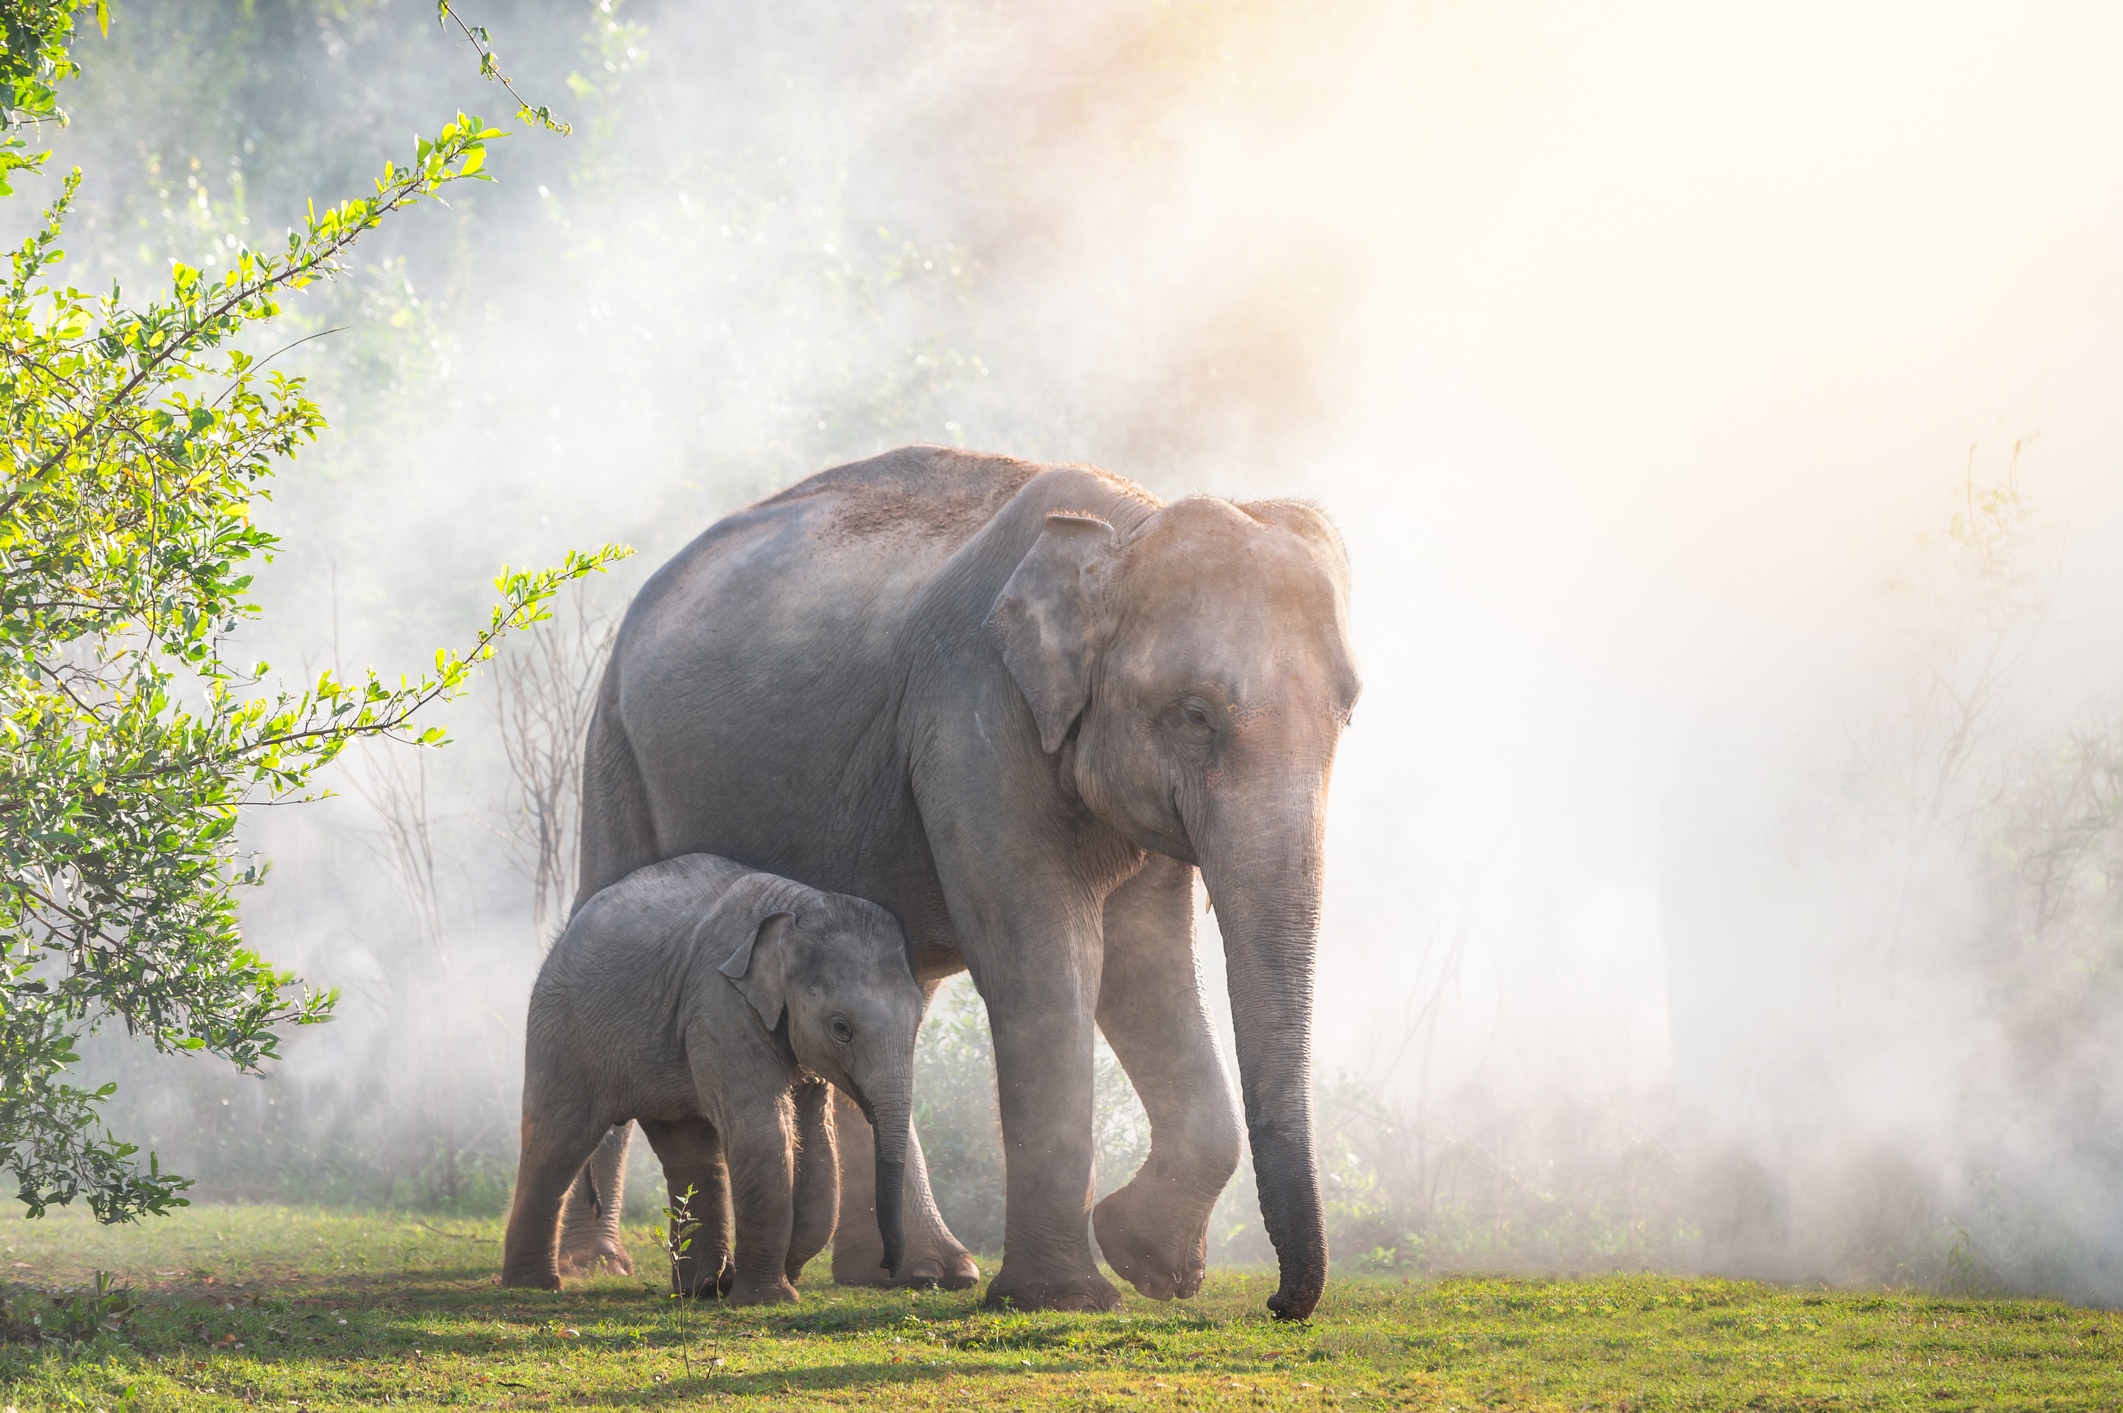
[556,1122,638,1278]
[975,934,1120,1312]
[921,775,1123,1312]
[639,1118,732,1298]
[830,1088,979,1290]
[1092,855,1241,1300]
[723,1098,801,1306]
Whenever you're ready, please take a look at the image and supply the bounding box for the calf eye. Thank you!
[829,1016,854,1044]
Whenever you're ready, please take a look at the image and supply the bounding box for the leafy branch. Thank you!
[436,3,573,135]
[0,106,628,1221]
[0,0,107,193]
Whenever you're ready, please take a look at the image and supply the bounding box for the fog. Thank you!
[31,0,2123,1296]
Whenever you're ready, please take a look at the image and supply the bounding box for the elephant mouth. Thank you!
[1169,787,1198,863]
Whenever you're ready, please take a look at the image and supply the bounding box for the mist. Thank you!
[29,0,2123,1299]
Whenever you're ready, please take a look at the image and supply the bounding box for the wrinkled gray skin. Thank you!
[551,1126,635,1280]
[503,854,920,1303]
[562,448,1357,1319]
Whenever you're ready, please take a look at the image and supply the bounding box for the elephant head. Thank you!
[720,900,922,1278]
[987,495,1358,1320]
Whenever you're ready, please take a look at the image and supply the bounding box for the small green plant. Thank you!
[0,1269,135,1345]
[662,1182,701,1375]
[1943,1227,1996,1296]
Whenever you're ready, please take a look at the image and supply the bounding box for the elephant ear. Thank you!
[1241,498,1351,598]
[719,911,795,1030]
[985,512,1119,754]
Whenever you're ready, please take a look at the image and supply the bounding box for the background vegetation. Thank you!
[0,0,622,1225]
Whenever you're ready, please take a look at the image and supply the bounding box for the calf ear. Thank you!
[984,512,1119,754]
[720,911,795,1030]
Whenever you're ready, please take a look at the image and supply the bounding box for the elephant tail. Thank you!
[573,659,659,919]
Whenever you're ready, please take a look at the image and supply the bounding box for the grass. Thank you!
[0,1206,2117,1410]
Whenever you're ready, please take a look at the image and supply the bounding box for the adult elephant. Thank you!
[560,447,1357,1318]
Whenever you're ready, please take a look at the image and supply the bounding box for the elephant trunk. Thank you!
[1199,795,1330,1322]
[867,1091,911,1279]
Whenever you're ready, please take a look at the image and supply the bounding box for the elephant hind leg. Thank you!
[786,1079,839,1284]
[829,1086,978,1290]
[556,1123,638,1278]
[502,1093,611,1290]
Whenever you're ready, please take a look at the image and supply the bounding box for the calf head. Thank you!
[716,892,921,1277]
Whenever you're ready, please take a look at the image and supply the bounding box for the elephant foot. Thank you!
[674,1256,731,1299]
[981,1263,1121,1313]
[556,1238,635,1279]
[1093,1180,1210,1301]
[832,1224,979,1291]
[726,1276,799,1306]
[898,1250,981,1291]
[499,1263,561,1291]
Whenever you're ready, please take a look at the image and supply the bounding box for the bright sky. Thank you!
[1143,1,2123,1090]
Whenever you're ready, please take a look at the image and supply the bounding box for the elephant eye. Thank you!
[829,1015,854,1044]
[1175,696,1218,734]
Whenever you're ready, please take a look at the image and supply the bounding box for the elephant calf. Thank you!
[501,854,920,1304]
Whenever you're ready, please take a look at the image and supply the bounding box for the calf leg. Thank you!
[724,1094,801,1305]
[639,1117,732,1297]
[786,1079,838,1284]
[502,1085,611,1290]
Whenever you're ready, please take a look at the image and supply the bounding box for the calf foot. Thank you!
[726,1275,799,1306]
[673,1254,729,1298]
[499,1262,561,1291]
[1093,1178,1210,1300]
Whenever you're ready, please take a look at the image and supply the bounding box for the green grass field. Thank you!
[0,1206,2115,1410]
